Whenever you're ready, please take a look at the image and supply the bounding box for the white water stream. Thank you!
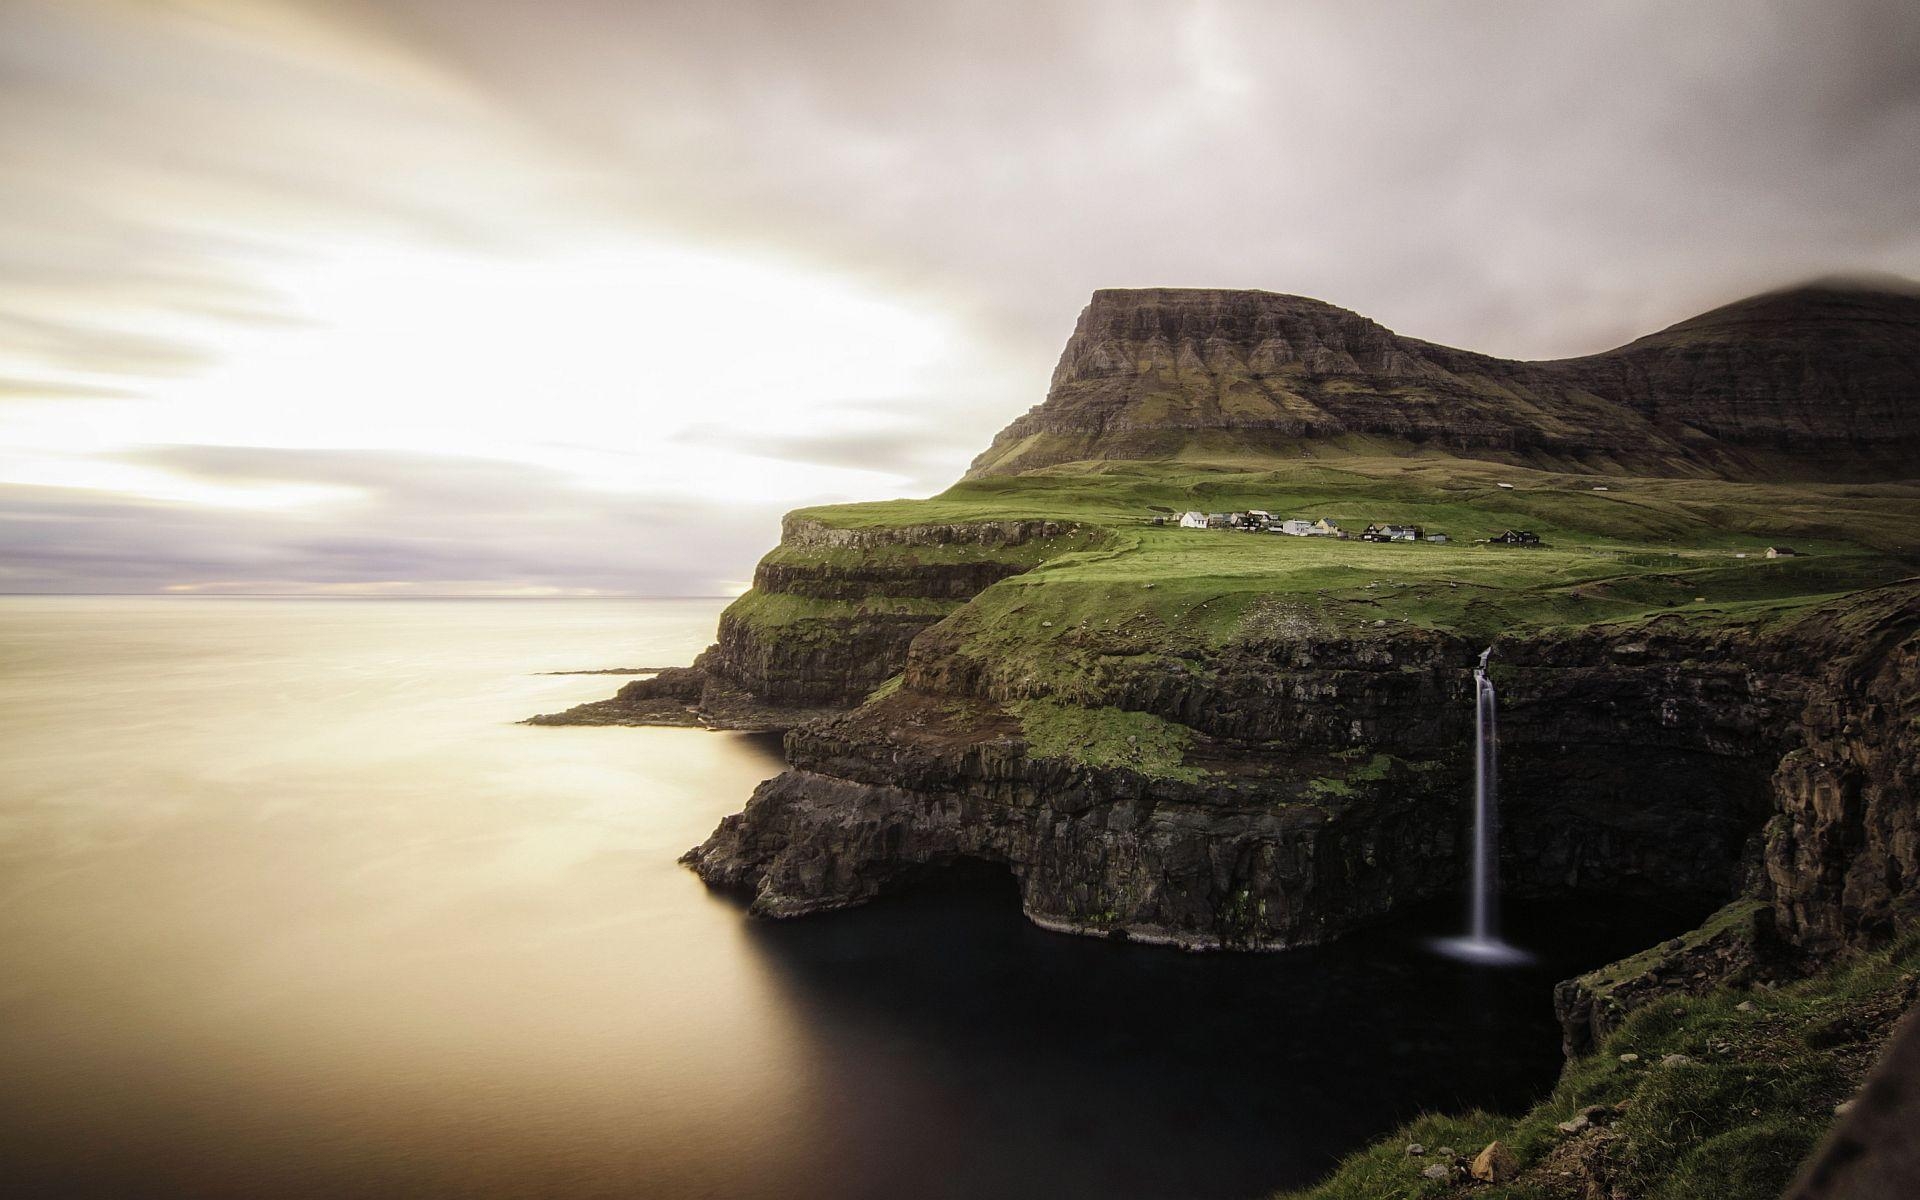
[1434,648,1532,965]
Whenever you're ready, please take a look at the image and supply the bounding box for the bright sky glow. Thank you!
[2,236,966,504]
[2,0,1915,593]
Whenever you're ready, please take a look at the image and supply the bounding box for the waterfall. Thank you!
[1432,647,1530,965]
[1469,648,1499,942]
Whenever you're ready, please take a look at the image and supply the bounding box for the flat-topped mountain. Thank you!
[968,280,1920,480]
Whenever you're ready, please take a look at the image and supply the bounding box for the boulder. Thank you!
[1470,1141,1519,1183]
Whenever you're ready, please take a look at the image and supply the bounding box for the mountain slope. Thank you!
[967,280,1920,480]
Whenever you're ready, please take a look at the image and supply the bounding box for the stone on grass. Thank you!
[1618,1052,1640,1064]
[1737,1000,1757,1012]
[1660,1053,1694,1068]
[1421,1163,1451,1181]
[1556,1114,1591,1135]
[1405,1143,1425,1156]
[1470,1140,1519,1183]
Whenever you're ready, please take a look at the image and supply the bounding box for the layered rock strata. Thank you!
[686,584,1920,966]
[969,283,1920,479]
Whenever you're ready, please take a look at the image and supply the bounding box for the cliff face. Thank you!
[686,583,1920,958]
[529,517,1092,729]
[967,282,1920,479]
[643,280,1920,1194]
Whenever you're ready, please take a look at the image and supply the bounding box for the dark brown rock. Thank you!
[968,282,1920,480]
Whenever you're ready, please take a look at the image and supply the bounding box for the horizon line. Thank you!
[0,592,740,600]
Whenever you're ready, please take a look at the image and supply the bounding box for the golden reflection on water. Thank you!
[0,598,1705,1200]
[0,597,838,1199]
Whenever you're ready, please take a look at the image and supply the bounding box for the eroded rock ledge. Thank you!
[526,517,1086,729]
[684,584,1920,976]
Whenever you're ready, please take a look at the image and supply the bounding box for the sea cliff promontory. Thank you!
[540,279,1920,1196]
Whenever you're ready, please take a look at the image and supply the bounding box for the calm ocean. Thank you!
[0,596,1693,1199]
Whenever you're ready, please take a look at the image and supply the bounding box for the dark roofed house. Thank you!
[1493,529,1541,546]
[1362,523,1422,542]
[1765,546,1801,558]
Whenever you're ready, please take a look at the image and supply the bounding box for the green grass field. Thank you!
[731,456,1920,684]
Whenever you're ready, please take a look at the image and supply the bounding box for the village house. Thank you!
[1277,518,1317,537]
[1206,513,1232,528]
[1361,523,1422,542]
[1178,511,1207,529]
[1493,529,1541,546]
[1765,546,1800,558]
[1312,518,1344,538]
[1427,533,1450,544]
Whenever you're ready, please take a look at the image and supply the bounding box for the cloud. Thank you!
[672,420,984,489]
[0,448,786,594]
[0,375,137,401]
[0,0,1917,591]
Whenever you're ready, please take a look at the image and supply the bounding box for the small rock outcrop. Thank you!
[1470,1140,1519,1183]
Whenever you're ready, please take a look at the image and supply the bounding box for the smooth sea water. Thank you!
[0,597,1699,1200]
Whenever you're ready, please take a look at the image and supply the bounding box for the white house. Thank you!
[1278,518,1316,536]
[1312,518,1343,537]
[1178,511,1208,529]
[1428,533,1450,544]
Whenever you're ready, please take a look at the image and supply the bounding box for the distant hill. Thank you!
[967,280,1920,481]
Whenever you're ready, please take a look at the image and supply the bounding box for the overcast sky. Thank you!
[3,0,1917,594]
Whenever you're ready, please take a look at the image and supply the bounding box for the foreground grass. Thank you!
[1279,925,1920,1200]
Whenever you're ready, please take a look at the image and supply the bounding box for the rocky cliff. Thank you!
[546,279,1919,981]
[686,583,1919,961]
[968,281,1920,480]
[636,278,1920,1200]
[529,517,1098,729]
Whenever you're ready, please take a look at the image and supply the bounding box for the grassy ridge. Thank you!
[949,529,1911,650]
[772,456,1915,647]
[1278,921,1920,1200]
[752,455,1917,689]
[794,458,1920,554]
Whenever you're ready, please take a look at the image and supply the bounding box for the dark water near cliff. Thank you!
[0,597,1703,1200]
